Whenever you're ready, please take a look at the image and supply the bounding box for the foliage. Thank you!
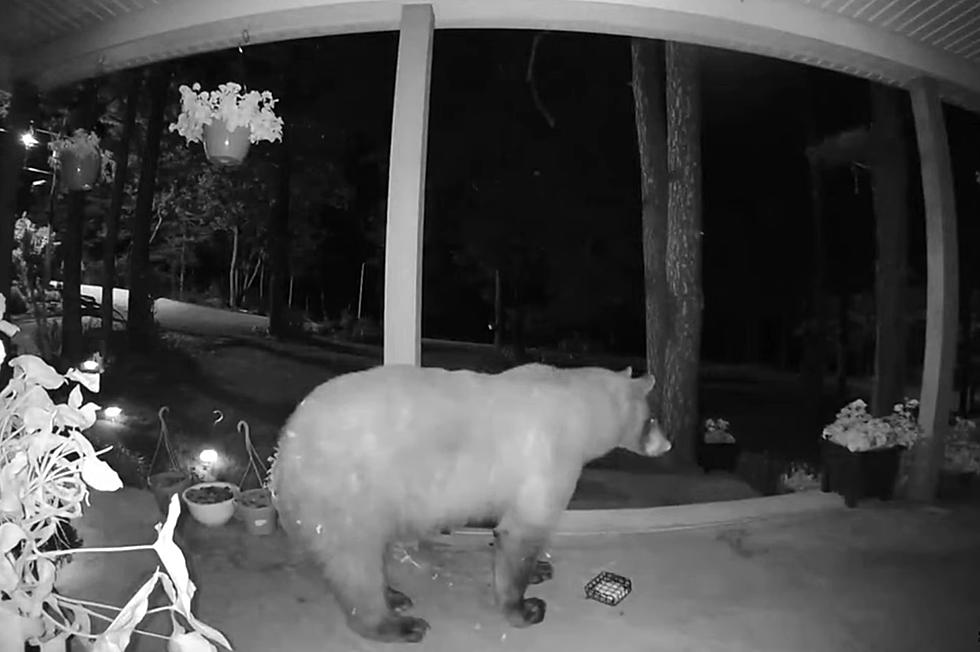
[779,462,822,492]
[702,418,735,444]
[821,398,923,452]
[170,82,284,145]
[945,417,980,475]
[0,295,232,651]
[47,129,116,190]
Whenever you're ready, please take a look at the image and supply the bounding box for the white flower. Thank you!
[169,81,284,145]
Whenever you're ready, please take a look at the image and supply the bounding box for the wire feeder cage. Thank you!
[584,571,632,607]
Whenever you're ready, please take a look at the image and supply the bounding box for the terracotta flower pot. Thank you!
[60,149,100,191]
[147,471,192,517]
[203,120,251,166]
[236,488,277,535]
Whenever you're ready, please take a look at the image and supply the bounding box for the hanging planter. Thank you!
[203,119,252,166]
[169,82,284,166]
[48,129,115,192]
[234,419,279,535]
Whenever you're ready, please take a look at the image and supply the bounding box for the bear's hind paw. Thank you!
[373,615,430,643]
[505,597,546,628]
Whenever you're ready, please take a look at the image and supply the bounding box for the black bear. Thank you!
[270,363,670,643]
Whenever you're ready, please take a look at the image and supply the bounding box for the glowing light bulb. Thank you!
[199,448,219,464]
[20,131,38,148]
[102,406,122,419]
[80,358,100,372]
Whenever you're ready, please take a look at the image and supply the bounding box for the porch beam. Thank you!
[382,3,434,366]
[907,76,959,502]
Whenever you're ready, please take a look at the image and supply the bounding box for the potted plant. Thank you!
[169,82,284,166]
[0,294,231,652]
[47,128,114,192]
[234,420,277,536]
[146,406,193,517]
[182,481,239,527]
[820,397,923,507]
[696,417,740,473]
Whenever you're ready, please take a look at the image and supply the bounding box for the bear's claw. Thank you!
[375,615,430,643]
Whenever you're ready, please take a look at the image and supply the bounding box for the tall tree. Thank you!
[268,55,295,337]
[102,70,141,352]
[868,83,910,417]
[127,63,170,350]
[630,38,669,419]
[632,40,704,464]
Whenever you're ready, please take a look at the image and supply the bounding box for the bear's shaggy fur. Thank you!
[269,363,670,643]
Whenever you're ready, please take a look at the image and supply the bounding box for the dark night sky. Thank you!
[164,30,980,363]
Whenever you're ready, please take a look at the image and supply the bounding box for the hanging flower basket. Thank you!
[48,128,115,192]
[169,82,284,166]
[203,119,252,166]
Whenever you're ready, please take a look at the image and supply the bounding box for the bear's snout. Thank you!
[643,420,672,457]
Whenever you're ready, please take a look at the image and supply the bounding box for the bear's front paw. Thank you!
[505,597,546,627]
[375,615,430,643]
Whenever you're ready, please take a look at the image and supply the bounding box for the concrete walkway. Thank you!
[59,489,980,652]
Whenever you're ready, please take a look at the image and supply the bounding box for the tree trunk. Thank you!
[630,38,669,418]
[0,81,38,302]
[493,268,503,349]
[268,65,295,337]
[869,83,910,417]
[661,42,704,465]
[836,292,849,399]
[61,191,86,364]
[229,225,239,308]
[127,63,170,350]
[102,69,140,352]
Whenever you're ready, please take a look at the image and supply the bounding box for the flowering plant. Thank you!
[0,91,10,120]
[822,398,923,452]
[702,418,735,444]
[47,129,115,186]
[944,417,980,475]
[0,294,232,651]
[169,82,284,145]
[779,461,822,492]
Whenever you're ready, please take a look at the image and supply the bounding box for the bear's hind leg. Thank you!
[492,525,548,628]
[322,542,429,643]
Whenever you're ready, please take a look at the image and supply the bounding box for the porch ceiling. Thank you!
[1,0,979,111]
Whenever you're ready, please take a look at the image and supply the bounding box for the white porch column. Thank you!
[907,77,959,502]
[383,3,434,366]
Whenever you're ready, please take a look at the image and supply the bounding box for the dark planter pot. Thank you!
[820,439,904,508]
[203,119,251,166]
[696,441,741,473]
[60,148,100,191]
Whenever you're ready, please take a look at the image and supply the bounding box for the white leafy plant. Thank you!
[47,129,116,187]
[822,398,923,453]
[0,295,232,652]
[703,418,735,444]
[169,82,284,145]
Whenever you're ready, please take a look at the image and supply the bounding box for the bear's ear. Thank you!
[635,373,656,395]
[622,366,633,378]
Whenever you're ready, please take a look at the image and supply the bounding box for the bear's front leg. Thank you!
[492,525,548,627]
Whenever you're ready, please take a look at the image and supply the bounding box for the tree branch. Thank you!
[526,32,556,129]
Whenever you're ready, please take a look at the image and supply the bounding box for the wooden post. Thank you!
[907,77,959,502]
[382,3,434,366]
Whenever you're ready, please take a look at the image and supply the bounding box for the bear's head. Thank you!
[617,366,672,458]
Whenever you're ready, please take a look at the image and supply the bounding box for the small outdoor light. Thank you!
[102,406,123,420]
[79,353,104,373]
[20,130,38,148]
[199,448,219,464]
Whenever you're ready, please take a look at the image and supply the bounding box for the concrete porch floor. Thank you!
[58,489,980,652]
